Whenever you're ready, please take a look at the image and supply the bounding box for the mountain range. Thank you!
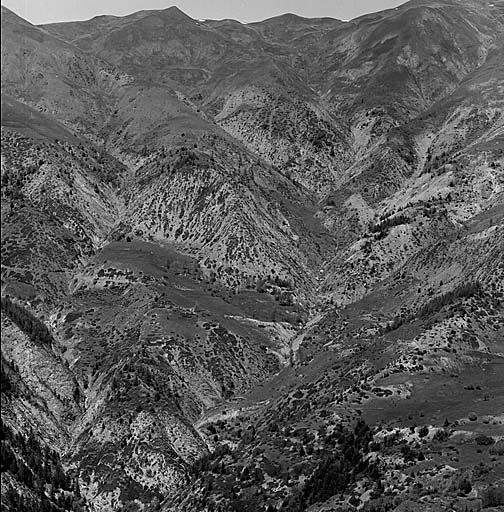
[1,1,503,511]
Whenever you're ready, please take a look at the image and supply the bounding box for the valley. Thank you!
[1,1,504,511]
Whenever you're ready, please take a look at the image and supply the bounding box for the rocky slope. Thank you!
[1,1,504,511]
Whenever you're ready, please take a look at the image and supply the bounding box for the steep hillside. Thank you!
[0,7,122,140]
[121,137,337,296]
[171,217,504,512]
[1,309,87,511]
[1,100,124,306]
[44,7,353,198]
[1,1,504,511]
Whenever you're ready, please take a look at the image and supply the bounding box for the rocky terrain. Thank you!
[1,1,503,511]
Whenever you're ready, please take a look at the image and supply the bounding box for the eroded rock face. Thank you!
[1,1,504,510]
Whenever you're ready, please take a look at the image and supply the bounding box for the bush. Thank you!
[297,420,377,508]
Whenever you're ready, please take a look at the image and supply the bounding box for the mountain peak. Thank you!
[2,2,504,512]
[255,12,334,25]
[162,5,187,15]
[1,4,33,25]
[157,5,194,21]
[120,4,196,26]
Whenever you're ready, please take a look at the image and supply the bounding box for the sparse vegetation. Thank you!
[384,281,483,332]
[2,3,503,511]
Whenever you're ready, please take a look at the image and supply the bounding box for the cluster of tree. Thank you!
[185,418,385,512]
[416,280,482,319]
[1,296,53,346]
[400,444,425,463]
[172,149,211,172]
[0,161,40,200]
[310,128,329,149]
[384,280,482,332]
[396,145,415,166]
[368,214,410,239]
[190,443,232,478]
[256,275,293,292]
[1,419,86,511]
[1,421,69,489]
[0,356,19,396]
[292,420,379,509]
[255,275,298,312]
[423,150,460,175]
[1,486,82,512]
[108,357,174,409]
[91,149,122,185]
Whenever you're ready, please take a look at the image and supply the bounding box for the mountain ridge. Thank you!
[1,1,503,511]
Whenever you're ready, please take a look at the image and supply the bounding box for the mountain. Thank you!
[1,1,503,511]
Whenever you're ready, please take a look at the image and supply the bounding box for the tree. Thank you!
[418,426,429,438]
[459,479,472,495]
